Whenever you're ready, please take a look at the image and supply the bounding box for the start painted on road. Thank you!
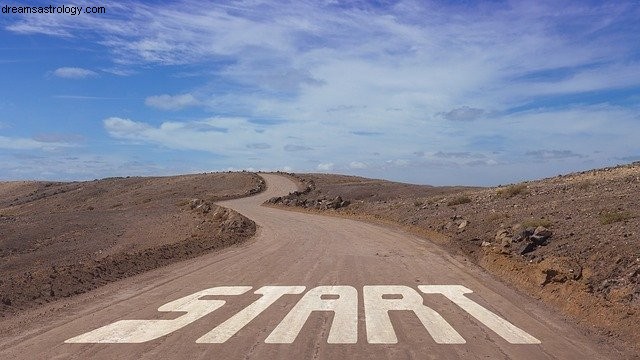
[65,285,541,345]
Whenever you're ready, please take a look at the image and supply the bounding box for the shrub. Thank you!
[497,184,528,198]
[413,200,423,207]
[447,196,472,206]
[176,199,190,207]
[488,212,509,221]
[426,196,443,205]
[599,210,634,225]
[521,218,553,229]
[576,180,593,190]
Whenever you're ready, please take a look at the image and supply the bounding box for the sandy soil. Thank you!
[267,163,640,352]
[0,172,264,316]
[0,174,631,359]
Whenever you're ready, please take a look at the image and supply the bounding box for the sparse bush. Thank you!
[497,184,528,198]
[176,199,190,207]
[599,210,634,225]
[522,218,553,229]
[447,196,472,206]
[576,180,593,190]
[426,196,443,205]
[488,212,509,221]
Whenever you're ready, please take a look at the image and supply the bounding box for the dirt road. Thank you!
[0,174,620,359]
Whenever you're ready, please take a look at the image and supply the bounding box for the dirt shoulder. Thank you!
[0,172,265,317]
[265,165,640,353]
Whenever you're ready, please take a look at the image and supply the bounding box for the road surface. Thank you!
[0,174,612,359]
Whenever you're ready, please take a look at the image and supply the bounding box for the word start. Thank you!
[66,285,540,345]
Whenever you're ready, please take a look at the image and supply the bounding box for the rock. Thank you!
[189,199,212,214]
[501,236,512,246]
[540,268,563,286]
[458,220,468,229]
[500,244,511,254]
[189,198,203,209]
[212,208,227,220]
[198,203,212,214]
[534,226,553,238]
[481,241,492,247]
[530,235,549,246]
[519,242,538,255]
[512,233,525,243]
[495,229,510,241]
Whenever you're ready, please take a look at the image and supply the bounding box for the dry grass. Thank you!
[497,184,528,198]
[521,218,553,229]
[447,195,472,206]
[576,180,594,190]
[488,212,509,221]
[600,210,634,225]
[175,199,191,207]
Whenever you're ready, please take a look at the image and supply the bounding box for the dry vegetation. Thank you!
[599,210,635,225]
[447,195,472,206]
[496,184,528,198]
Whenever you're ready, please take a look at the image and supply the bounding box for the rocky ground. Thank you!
[267,163,640,351]
[0,172,264,316]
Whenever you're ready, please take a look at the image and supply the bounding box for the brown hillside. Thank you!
[0,172,264,316]
[267,163,640,352]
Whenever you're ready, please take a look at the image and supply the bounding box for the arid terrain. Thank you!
[0,172,264,316]
[267,163,640,352]
[0,167,638,358]
[1,173,632,359]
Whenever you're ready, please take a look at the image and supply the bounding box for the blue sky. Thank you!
[1,0,639,185]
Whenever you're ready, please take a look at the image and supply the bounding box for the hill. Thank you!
[268,163,640,348]
[0,172,263,316]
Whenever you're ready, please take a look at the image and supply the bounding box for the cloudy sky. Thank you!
[1,0,639,185]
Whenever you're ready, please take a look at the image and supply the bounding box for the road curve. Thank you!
[0,174,611,359]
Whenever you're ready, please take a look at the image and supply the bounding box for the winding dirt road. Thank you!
[0,174,614,359]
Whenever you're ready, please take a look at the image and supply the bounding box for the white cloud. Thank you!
[145,93,200,110]
[52,67,98,79]
[101,68,135,76]
[104,116,267,155]
[0,151,176,181]
[10,3,639,121]
[0,135,76,150]
[32,133,85,143]
[349,161,367,169]
[0,136,48,150]
[317,163,334,171]
[103,117,151,138]
[5,1,640,184]
[440,107,486,122]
